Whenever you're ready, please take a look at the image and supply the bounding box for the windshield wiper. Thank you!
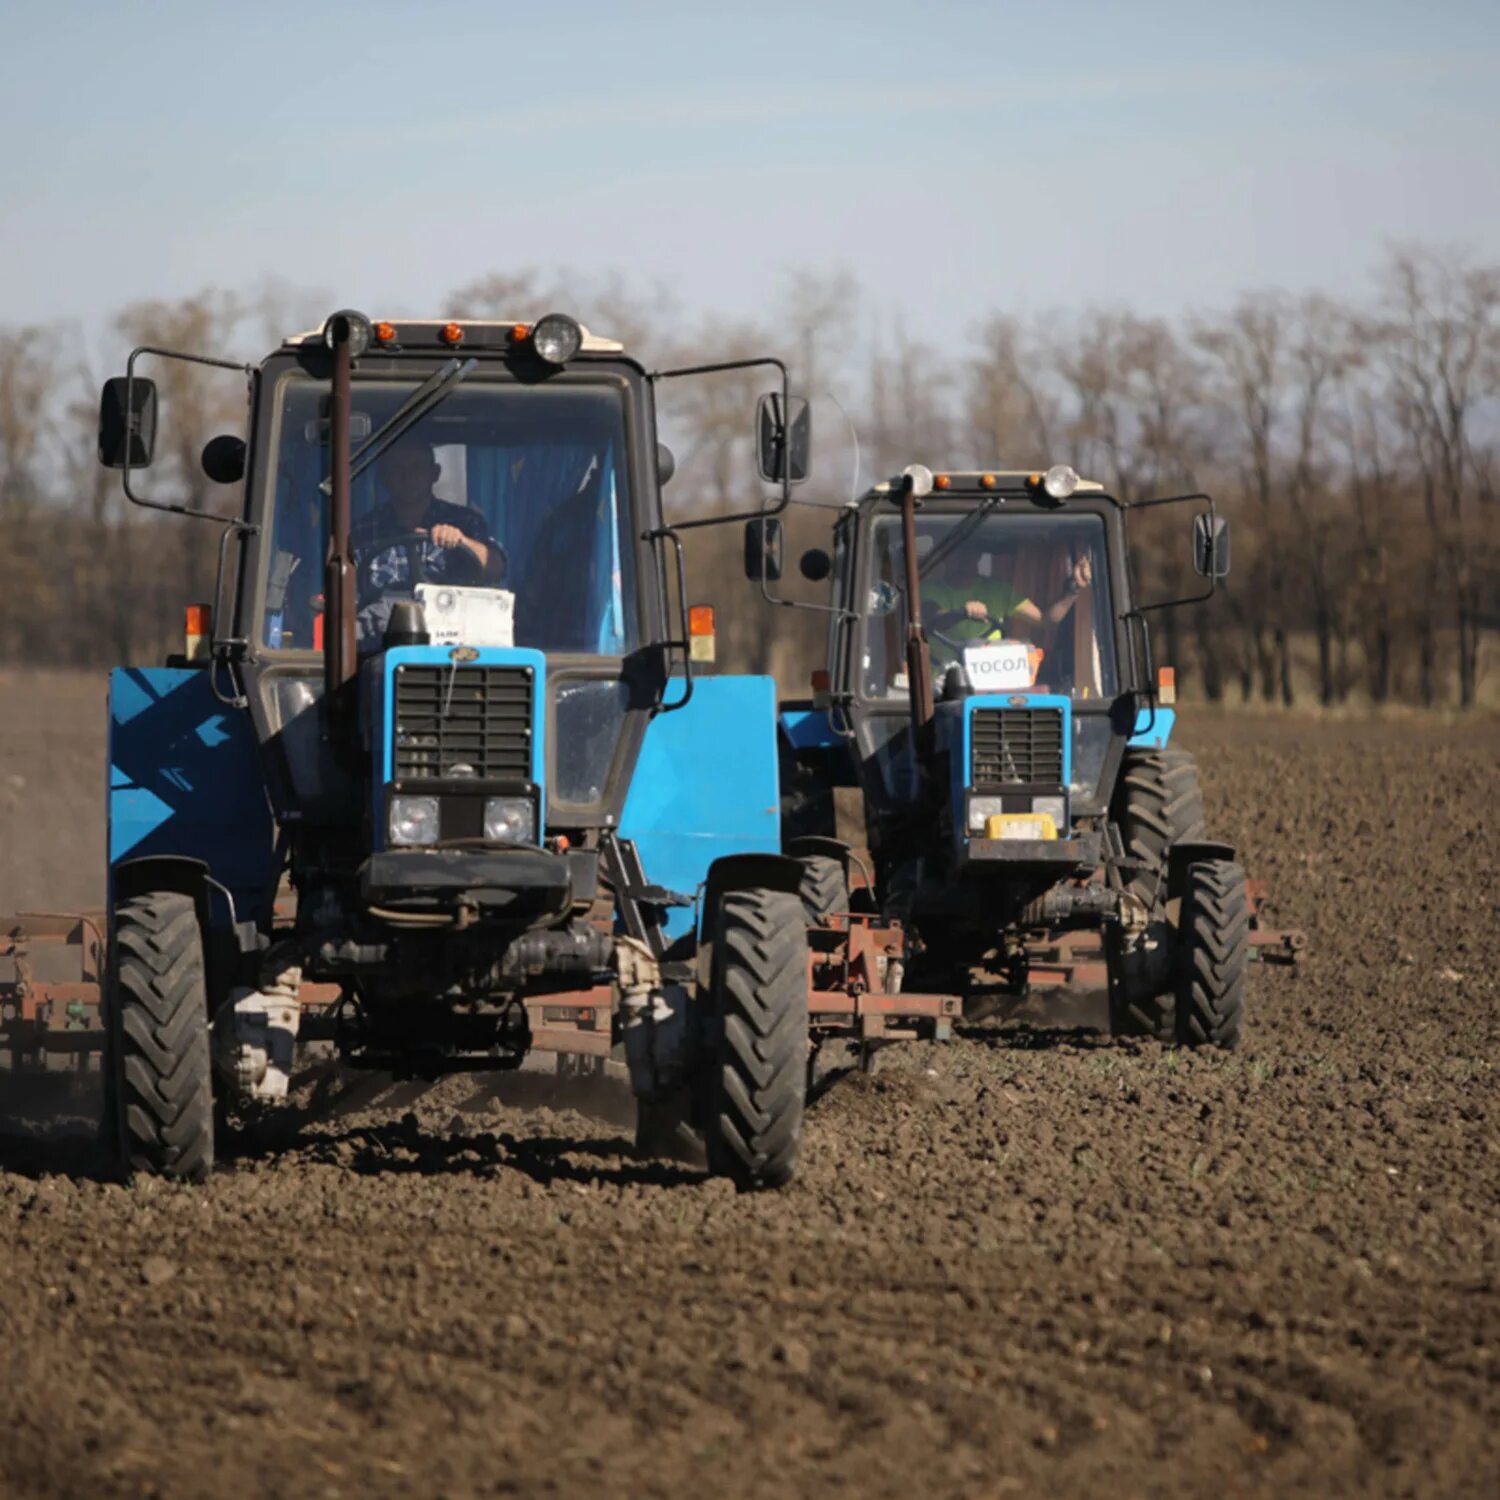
[916,490,1006,581]
[319,356,478,494]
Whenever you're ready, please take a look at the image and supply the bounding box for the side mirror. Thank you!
[756,392,811,485]
[657,442,676,487]
[744,517,784,582]
[98,375,157,469]
[202,434,247,485]
[800,548,832,583]
[1193,514,1231,579]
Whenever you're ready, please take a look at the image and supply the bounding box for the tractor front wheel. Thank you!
[1108,748,1206,1042]
[702,888,809,1190]
[106,891,215,1182]
[1175,859,1250,1050]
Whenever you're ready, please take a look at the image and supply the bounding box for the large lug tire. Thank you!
[1175,859,1250,1051]
[1108,748,1206,1042]
[107,891,215,1182]
[702,888,809,1191]
[797,855,849,927]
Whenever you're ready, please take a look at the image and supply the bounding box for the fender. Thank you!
[701,851,805,941]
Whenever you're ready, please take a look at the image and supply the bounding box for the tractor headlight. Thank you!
[531,313,583,366]
[1043,464,1079,501]
[1031,795,1067,828]
[968,794,1006,833]
[389,794,440,847]
[483,796,536,844]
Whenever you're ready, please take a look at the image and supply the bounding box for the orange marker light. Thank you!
[374,320,397,343]
[440,322,464,345]
[688,604,716,664]
[510,323,531,341]
[1157,666,1177,705]
[1027,472,1042,487]
[980,473,997,489]
[184,603,211,663]
[934,473,951,490]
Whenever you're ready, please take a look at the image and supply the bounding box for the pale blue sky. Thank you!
[3,0,1497,352]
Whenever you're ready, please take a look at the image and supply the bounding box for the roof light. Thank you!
[1043,464,1079,501]
[531,313,583,366]
[322,309,373,357]
[374,321,397,344]
[440,322,465,346]
[901,464,934,499]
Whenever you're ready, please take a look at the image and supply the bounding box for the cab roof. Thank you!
[281,319,626,354]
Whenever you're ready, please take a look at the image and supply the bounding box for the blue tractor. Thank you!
[753,462,1266,1052]
[97,310,817,1188]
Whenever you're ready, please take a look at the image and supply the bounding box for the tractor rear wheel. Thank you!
[798,855,848,926]
[1108,748,1206,1042]
[702,888,809,1190]
[106,891,215,1182]
[1175,859,1250,1050]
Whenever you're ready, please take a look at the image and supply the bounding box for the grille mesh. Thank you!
[970,708,1064,786]
[393,665,533,782]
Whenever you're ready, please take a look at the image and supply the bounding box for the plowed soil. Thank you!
[2,706,1497,1499]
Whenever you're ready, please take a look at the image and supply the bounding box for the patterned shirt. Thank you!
[352,498,500,603]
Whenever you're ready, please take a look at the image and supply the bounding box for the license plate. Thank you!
[998,816,1046,840]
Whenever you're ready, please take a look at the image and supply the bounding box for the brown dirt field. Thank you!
[1,683,1497,1498]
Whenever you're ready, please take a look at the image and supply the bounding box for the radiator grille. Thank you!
[970,708,1064,786]
[393,665,533,782]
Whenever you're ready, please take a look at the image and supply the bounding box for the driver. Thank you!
[922,542,1091,645]
[352,438,507,606]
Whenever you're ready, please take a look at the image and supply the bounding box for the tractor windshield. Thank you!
[261,376,638,656]
[858,510,1119,701]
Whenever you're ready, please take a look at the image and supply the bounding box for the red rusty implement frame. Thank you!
[807,912,959,1042]
[1,911,107,1069]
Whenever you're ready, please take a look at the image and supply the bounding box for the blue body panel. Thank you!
[620,676,782,941]
[780,706,840,751]
[108,668,277,927]
[371,645,548,851]
[1127,706,1176,749]
[941,692,1074,857]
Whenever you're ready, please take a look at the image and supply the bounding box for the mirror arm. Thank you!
[121,344,254,522]
[1126,489,1222,613]
[649,356,795,533]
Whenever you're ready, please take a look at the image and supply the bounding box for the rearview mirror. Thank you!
[756,393,811,485]
[800,548,831,583]
[201,434,246,485]
[1193,514,1231,579]
[744,517,784,581]
[98,376,157,469]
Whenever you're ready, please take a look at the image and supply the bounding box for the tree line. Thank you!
[0,247,1495,707]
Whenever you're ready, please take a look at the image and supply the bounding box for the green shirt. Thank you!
[922,580,1030,641]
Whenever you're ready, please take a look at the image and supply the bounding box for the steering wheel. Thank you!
[930,610,1004,653]
[360,528,482,591]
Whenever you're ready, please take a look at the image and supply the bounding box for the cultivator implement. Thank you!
[1015,882,1304,993]
[1,912,106,1070]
